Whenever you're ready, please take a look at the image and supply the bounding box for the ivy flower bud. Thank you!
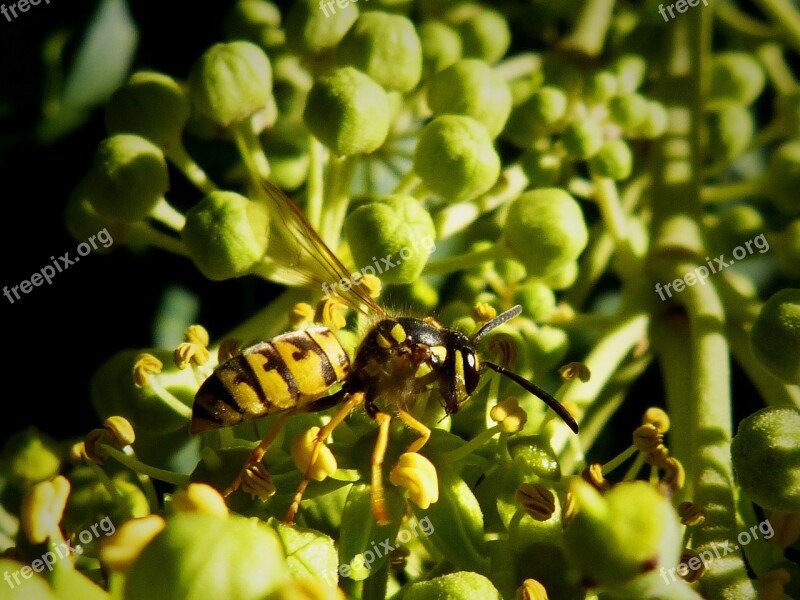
[766,141,800,215]
[637,101,669,138]
[2,427,61,488]
[455,7,510,64]
[100,515,166,572]
[590,139,633,180]
[389,452,439,509]
[413,115,500,202]
[703,101,753,162]
[731,406,800,512]
[427,59,512,138]
[345,195,435,284]
[187,41,272,127]
[584,71,618,104]
[612,54,647,93]
[303,67,391,156]
[750,289,800,384]
[291,427,337,482]
[562,117,604,160]
[502,188,588,277]
[285,0,357,57]
[21,476,70,544]
[516,483,556,521]
[418,19,462,75]
[513,281,556,321]
[523,86,568,129]
[336,12,422,92]
[171,483,229,518]
[517,578,549,600]
[404,571,501,599]
[608,93,649,132]
[105,71,191,149]
[182,191,270,281]
[85,134,169,222]
[223,0,283,50]
[709,52,765,105]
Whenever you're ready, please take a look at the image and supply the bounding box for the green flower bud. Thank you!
[777,220,800,278]
[563,480,682,587]
[413,115,500,202]
[502,188,588,277]
[513,282,556,322]
[611,54,647,93]
[584,70,618,104]
[125,514,290,600]
[336,12,422,92]
[636,100,668,139]
[709,52,765,105]
[456,7,510,64]
[703,101,753,162]
[182,191,270,280]
[517,86,569,132]
[731,406,800,512]
[541,260,578,290]
[188,41,272,127]
[65,179,128,248]
[404,571,501,600]
[524,324,568,370]
[750,288,800,384]
[427,59,512,138]
[418,19,462,75]
[85,134,169,222]
[384,278,439,311]
[344,195,435,284]
[519,149,563,187]
[507,435,561,481]
[2,427,61,488]
[590,139,633,180]
[716,204,765,249]
[608,93,649,131]
[766,140,800,215]
[285,0,358,56]
[303,67,391,156]
[105,71,191,149]
[562,117,604,160]
[223,1,284,50]
[91,349,196,435]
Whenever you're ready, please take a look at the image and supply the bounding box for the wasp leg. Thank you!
[370,411,393,526]
[396,409,431,454]
[223,411,292,497]
[284,391,364,524]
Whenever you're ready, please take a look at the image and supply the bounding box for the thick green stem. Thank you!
[753,0,800,52]
[101,444,190,486]
[127,223,190,257]
[559,0,615,57]
[422,243,508,276]
[150,197,186,232]
[306,138,326,230]
[232,120,271,188]
[166,141,218,194]
[320,154,357,249]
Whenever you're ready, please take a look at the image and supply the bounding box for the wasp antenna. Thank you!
[483,361,579,434]
[471,305,523,343]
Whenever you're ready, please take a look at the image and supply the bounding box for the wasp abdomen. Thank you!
[191,327,349,434]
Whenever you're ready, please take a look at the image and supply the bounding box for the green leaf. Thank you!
[270,520,339,586]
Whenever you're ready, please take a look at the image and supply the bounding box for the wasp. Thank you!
[190,180,579,524]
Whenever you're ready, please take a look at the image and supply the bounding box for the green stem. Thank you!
[306,138,326,230]
[101,444,190,486]
[558,0,615,57]
[123,447,160,512]
[601,445,637,475]
[757,42,799,94]
[438,425,503,463]
[232,120,271,188]
[88,461,121,502]
[590,172,638,277]
[166,141,218,194]
[493,52,542,80]
[144,375,193,420]
[621,451,646,480]
[150,197,186,232]
[700,178,765,203]
[716,0,780,38]
[127,223,190,257]
[753,0,800,52]
[320,154,357,249]
[422,243,508,276]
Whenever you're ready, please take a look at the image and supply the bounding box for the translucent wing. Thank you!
[254,179,385,318]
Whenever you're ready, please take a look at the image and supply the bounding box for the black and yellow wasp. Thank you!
[190,179,579,524]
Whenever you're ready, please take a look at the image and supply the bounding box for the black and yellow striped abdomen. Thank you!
[191,327,350,434]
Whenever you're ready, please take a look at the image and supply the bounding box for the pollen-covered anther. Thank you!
[517,577,549,600]
[184,324,210,347]
[291,427,338,482]
[241,462,277,501]
[473,301,497,323]
[490,397,528,432]
[100,515,166,573]
[315,297,348,331]
[218,338,242,362]
[172,483,229,517]
[103,416,135,447]
[173,341,211,369]
[678,548,705,583]
[359,273,382,298]
[516,483,556,521]
[677,501,707,526]
[69,441,91,465]
[133,353,163,387]
[661,457,685,492]
[581,464,610,492]
[558,361,591,382]
[84,428,114,463]
[561,490,578,526]
[633,423,663,453]
[642,407,670,433]
[290,302,315,328]
[21,475,71,544]
[389,452,439,510]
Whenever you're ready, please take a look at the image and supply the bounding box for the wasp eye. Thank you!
[463,349,481,394]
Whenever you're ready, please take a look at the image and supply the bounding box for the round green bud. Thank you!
[612,54,647,93]
[777,220,800,278]
[65,179,127,250]
[125,514,290,600]
[766,140,800,215]
[456,7,510,64]
[2,427,61,488]
[717,204,765,248]
[303,67,391,156]
[285,0,358,56]
[710,52,765,105]
[385,278,439,311]
[520,86,568,129]
[584,70,618,104]
[188,41,272,127]
[513,281,556,322]
[562,117,604,160]
[418,19,462,75]
[608,93,650,131]
[182,191,270,280]
[223,1,284,50]
[336,12,422,92]
[414,114,500,202]
[563,480,681,587]
[703,101,753,162]
[636,100,668,139]
[750,288,800,384]
[523,324,568,370]
[541,260,579,290]
[520,148,563,187]
[344,195,436,284]
[404,571,501,600]
[427,59,512,138]
[731,406,800,512]
[502,188,588,277]
[105,71,191,149]
[85,134,169,222]
[590,139,633,180]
